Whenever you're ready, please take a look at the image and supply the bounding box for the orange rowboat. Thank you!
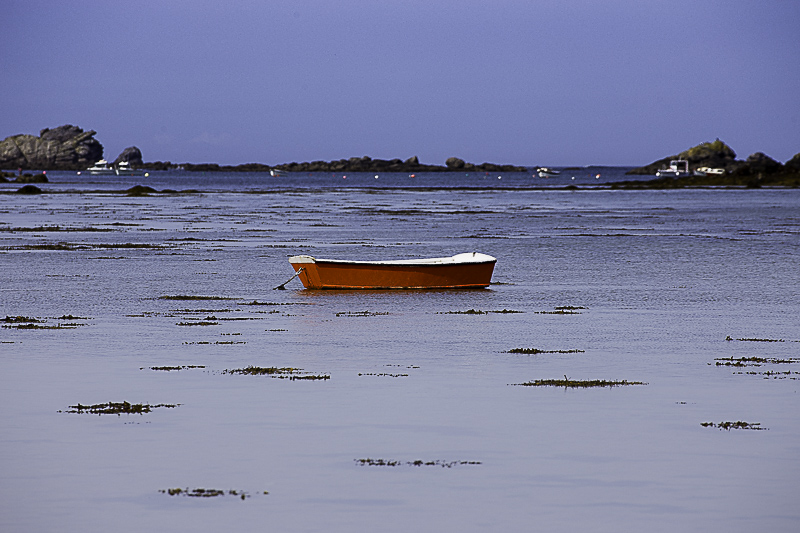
[287,252,496,290]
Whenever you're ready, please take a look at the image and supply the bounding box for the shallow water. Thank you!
[1,172,799,532]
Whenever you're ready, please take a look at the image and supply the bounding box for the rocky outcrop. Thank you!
[785,152,800,172]
[0,125,104,171]
[113,146,143,167]
[627,139,739,175]
[731,152,783,175]
[446,157,466,169]
[612,147,799,189]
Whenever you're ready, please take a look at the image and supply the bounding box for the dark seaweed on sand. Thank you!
[61,401,179,415]
[511,377,646,388]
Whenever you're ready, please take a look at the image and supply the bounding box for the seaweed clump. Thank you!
[534,306,585,315]
[160,488,265,499]
[701,421,766,431]
[355,458,481,468]
[512,377,646,388]
[714,356,799,367]
[147,365,206,371]
[335,310,390,317]
[2,315,87,329]
[223,366,300,376]
[61,401,179,415]
[439,309,523,315]
[2,315,42,324]
[222,366,330,380]
[506,348,584,355]
[159,295,236,301]
[726,336,784,342]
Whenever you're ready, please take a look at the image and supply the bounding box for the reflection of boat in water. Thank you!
[114,161,143,176]
[536,167,561,178]
[287,252,496,290]
[656,160,690,177]
[694,166,725,176]
[86,159,115,175]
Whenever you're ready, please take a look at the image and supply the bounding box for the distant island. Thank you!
[2,126,798,187]
[0,124,525,175]
[614,140,800,188]
[146,156,527,174]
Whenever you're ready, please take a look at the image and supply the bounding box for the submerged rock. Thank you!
[16,184,42,194]
[125,185,157,196]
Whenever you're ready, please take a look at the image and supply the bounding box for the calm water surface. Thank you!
[2,171,799,532]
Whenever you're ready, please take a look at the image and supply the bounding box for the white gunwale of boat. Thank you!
[288,252,496,266]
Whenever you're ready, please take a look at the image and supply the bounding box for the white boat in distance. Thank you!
[656,160,690,178]
[86,159,116,175]
[83,160,144,176]
[536,167,561,178]
[694,166,725,176]
[114,161,144,176]
[270,169,285,177]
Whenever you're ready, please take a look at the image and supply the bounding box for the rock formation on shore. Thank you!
[0,125,104,170]
[626,139,739,175]
[113,146,143,167]
[617,140,799,188]
[614,146,799,189]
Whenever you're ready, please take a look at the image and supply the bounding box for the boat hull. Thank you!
[536,167,560,178]
[288,253,496,290]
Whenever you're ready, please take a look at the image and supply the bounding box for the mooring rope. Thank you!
[273,268,303,290]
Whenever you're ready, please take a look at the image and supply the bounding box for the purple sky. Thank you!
[2,0,799,167]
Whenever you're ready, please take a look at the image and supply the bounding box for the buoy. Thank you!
[374,175,379,179]
[343,175,346,179]
[497,176,501,179]
[77,171,81,175]
[596,174,601,179]
[145,172,149,177]
[410,174,415,178]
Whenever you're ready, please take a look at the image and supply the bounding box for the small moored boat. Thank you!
[287,252,496,289]
[694,166,725,176]
[536,167,561,178]
[86,159,115,175]
[114,161,144,176]
[656,159,690,177]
